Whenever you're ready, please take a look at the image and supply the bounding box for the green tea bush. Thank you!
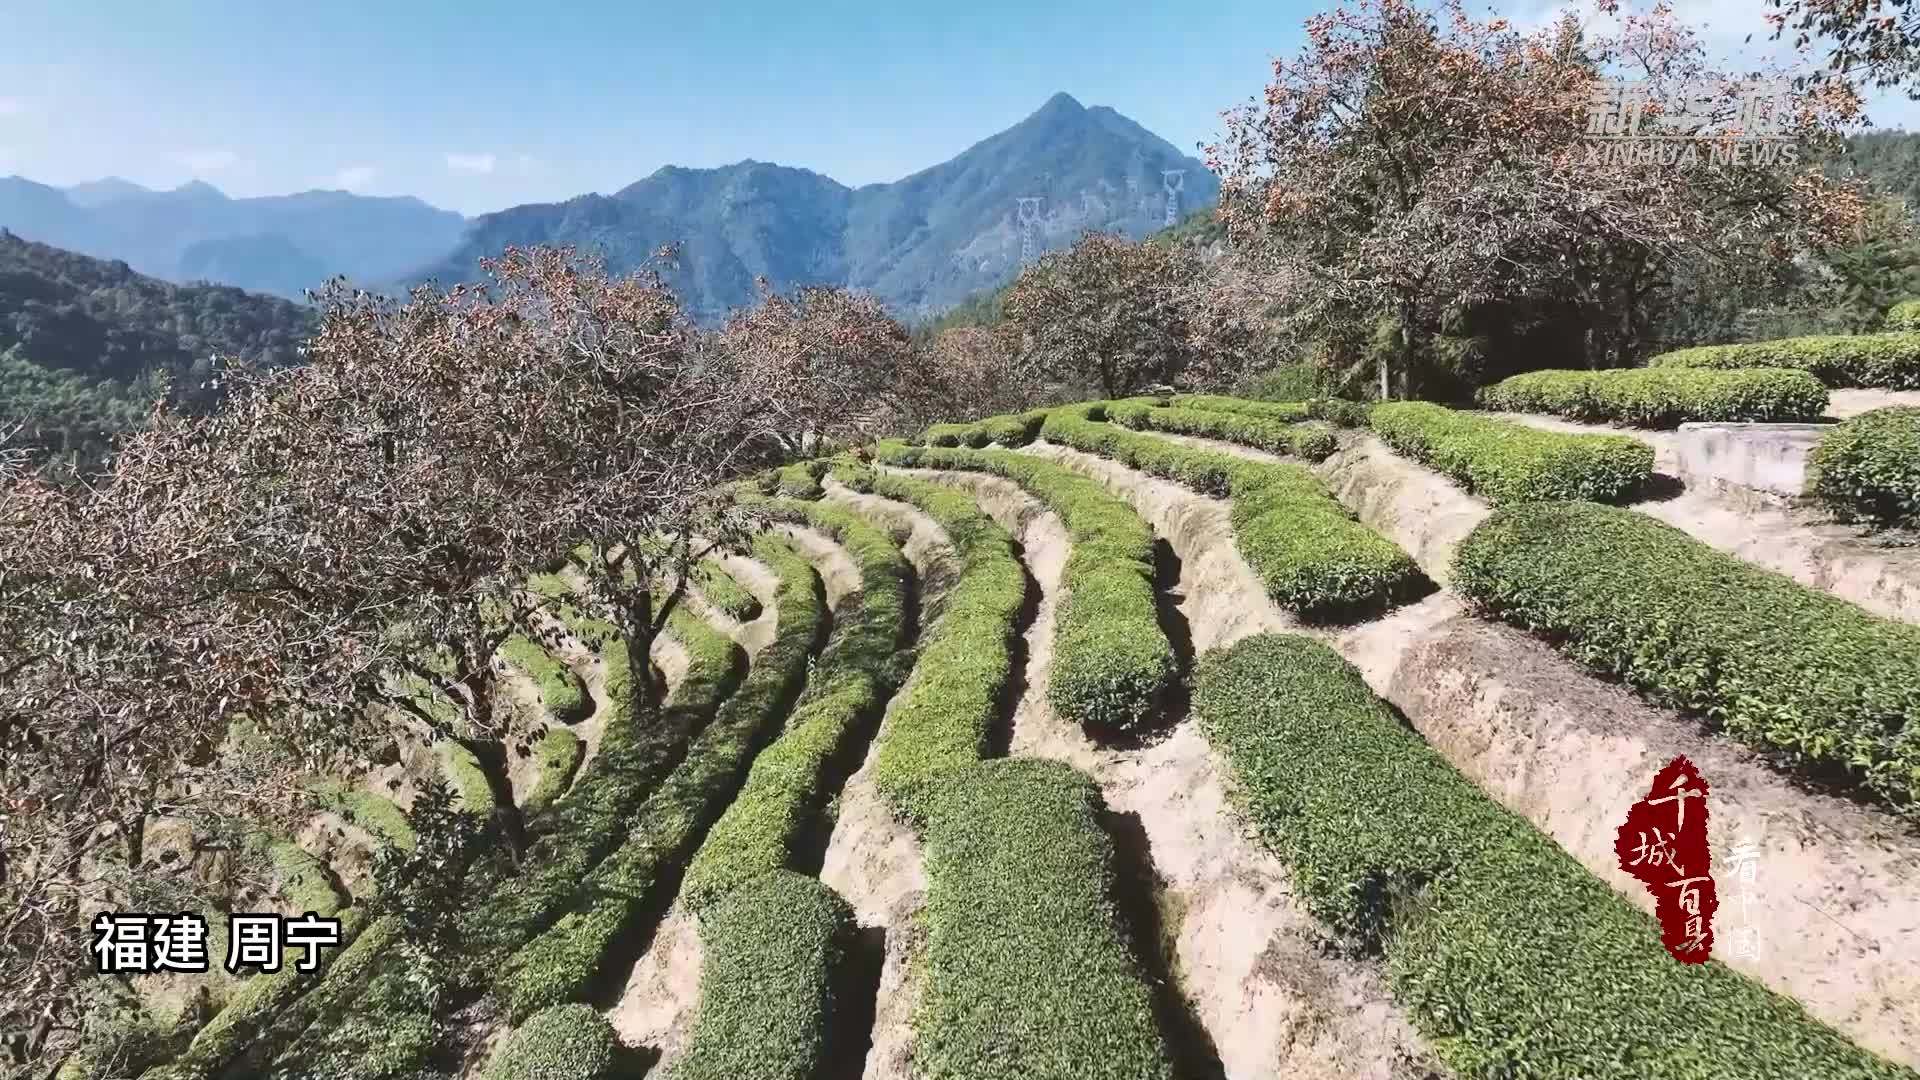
[760,460,828,498]
[913,758,1174,1080]
[1369,401,1655,503]
[680,497,909,912]
[832,457,1024,815]
[224,914,402,1077]
[499,635,590,723]
[268,838,348,915]
[434,740,496,814]
[316,784,416,851]
[668,871,856,1080]
[694,559,761,621]
[457,595,745,975]
[1230,363,1320,402]
[1305,396,1373,428]
[1110,400,1339,462]
[497,536,826,1020]
[1886,299,1920,331]
[989,408,1052,447]
[917,409,1050,449]
[485,1003,619,1080]
[1039,406,1423,620]
[522,728,585,814]
[1807,406,1920,527]
[267,963,436,1080]
[873,441,1175,733]
[1478,367,1830,427]
[917,421,977,448]
[140,908,375,1079]
[1171,393,1312,422]
[1193,634,1913,1080]
[834,459,1174,1079]
[1453,502,1920,807]
[1650,332,1920,388]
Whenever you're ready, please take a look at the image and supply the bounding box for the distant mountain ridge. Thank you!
[413,92,1221,323]
[0,176,466,300]
[0,93,1216,321]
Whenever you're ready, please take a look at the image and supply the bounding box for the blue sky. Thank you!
[1,0,1914,217]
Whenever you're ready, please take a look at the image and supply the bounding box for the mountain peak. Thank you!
[171,179,228,200]
[1037,91,1085,116]
[66,177,154,207]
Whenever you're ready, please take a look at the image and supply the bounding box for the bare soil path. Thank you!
[1112,427,1920,1067]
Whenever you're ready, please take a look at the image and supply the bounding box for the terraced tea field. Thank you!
[123,393,1920,1080]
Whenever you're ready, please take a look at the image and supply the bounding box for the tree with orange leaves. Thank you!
[1210,0,1867,397]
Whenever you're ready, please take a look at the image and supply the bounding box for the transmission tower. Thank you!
[1016,197,1044,263]
[1161,169,1186,227]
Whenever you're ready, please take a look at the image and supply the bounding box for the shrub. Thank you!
[264,961,436,1079]
[141,908,375,1079]
[832,457,1025,815]
[1230,362,1320,402]
[759,460,827,498]
[1478,367,1830,427]
[1111,399,1339,462]
[268,838,348,916]
[913,758,1174,1080]
[1039,406,1424,620]
[486,1003,619,1080]
[694,559,761,621]
[1304,396,1373,427]
[1887,299,1920,331]
[497,536,826,1020]
[680,497,909,912]
[980,408,1051,447]
[668,871,856,1080]
[1369,401,1655,503]
[833,460,1173,1080]
[221,914,403,1078]
[918,409,1050,449]
[499,636,591,723]
[1453,502,1920,807]
[455,595,745,977]
[1807,406,1920,527]
[434,740,496,814]
[1193,634,1913,1080]
[872,441,1175,733]
[1649,332,1920,388]
[522,728,585,814]
[315,783,417,851]
[1171,393,1312,422]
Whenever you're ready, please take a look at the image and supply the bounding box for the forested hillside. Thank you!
[1831,130,1920,206]
[0,229,312,473]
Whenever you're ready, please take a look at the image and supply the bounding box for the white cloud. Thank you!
[170,149,239,173]
[446,151,541,176]
[446,152,497,175]
[332,165,377,190]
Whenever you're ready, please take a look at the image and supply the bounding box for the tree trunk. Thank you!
[460,736,526,860]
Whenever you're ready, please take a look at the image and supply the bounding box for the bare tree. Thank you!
[894,326,1059,428]
[1,414,371,1071]
[712,281,918,448]
[1000,231,1205,398]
